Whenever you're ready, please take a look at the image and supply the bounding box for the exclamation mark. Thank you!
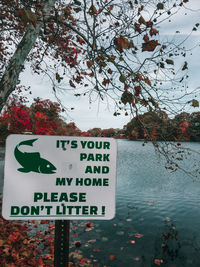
[102,206,105,216]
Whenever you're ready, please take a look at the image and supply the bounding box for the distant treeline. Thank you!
[0,98,199,143]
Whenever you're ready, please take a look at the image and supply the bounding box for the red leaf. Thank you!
[135,233,144,238]
[109,254,116,260]
[74,241,81,247]
[150,28,159,36]
[143,34,149,43]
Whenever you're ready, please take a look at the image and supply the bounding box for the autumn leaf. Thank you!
[55,73,63,83]
[150,28,159,36]
[69,80,76,88]
[108,55,116,62]
[86,222,93,227]
[86,60,94,68]
[182,61,188,70]
[134,86,141,96]
[77,36,85,45]
[119,74,126,83]
[139,16,146,25]
[88,5,98,15]
[157,3,164,9]
[109,254,116,260]
[93,248,100,252]
[143,34,149,43]
[142,40,160,52]
[121,91,133,105]
[108,4,114,11]
[144,76,152,86]
[134,233,144,238]
[166,59,174,65]
[134,23,142,33]
[107,68,113,74]
[114,36,130,52]
[128,240,136,244]
[191,99,199,107]
[154,259,164,265]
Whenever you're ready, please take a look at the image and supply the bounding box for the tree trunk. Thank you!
[0,0,56,112]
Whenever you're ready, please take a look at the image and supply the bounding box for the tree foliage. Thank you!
[0,0,199,118]
[0,97,82,140]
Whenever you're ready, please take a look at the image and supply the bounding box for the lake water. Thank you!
[1,141,200,266]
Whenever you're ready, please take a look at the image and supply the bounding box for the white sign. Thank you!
[2,135,117,220]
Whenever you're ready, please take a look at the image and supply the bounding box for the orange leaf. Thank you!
[128,240,136,244]
[77,36,85,45]
[142,40,160,52]
[109,254,115,260]
[154,259,164,265]
[114,36,130,52]
[137,73,143,81]
[144,76,152,86]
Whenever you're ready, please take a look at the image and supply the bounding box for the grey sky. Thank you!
[20,0,200,131]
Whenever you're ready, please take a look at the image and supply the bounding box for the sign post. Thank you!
[2,135,117,265]
[54,220,70,267]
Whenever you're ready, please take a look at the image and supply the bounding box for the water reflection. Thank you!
[1,141,200,266]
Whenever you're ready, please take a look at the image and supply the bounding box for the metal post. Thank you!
[54,220,70,267]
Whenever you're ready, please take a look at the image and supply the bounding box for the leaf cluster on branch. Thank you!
[0,0,199,118]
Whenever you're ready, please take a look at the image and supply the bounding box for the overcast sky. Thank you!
[20,1,200,131]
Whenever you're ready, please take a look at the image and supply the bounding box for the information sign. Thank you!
[2,135,117,220]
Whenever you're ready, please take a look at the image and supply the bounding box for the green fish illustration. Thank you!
[14,138,56,174]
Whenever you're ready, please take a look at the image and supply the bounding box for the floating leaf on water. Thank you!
[93,248,100,252]
[86,222,93,227]
[128,240,136,244]
[85,227,93,232]
[154,259,164,265]
[88,239,96,243]
[72,232,78,237]
[109,254,116,260]
[134,233,144,238]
